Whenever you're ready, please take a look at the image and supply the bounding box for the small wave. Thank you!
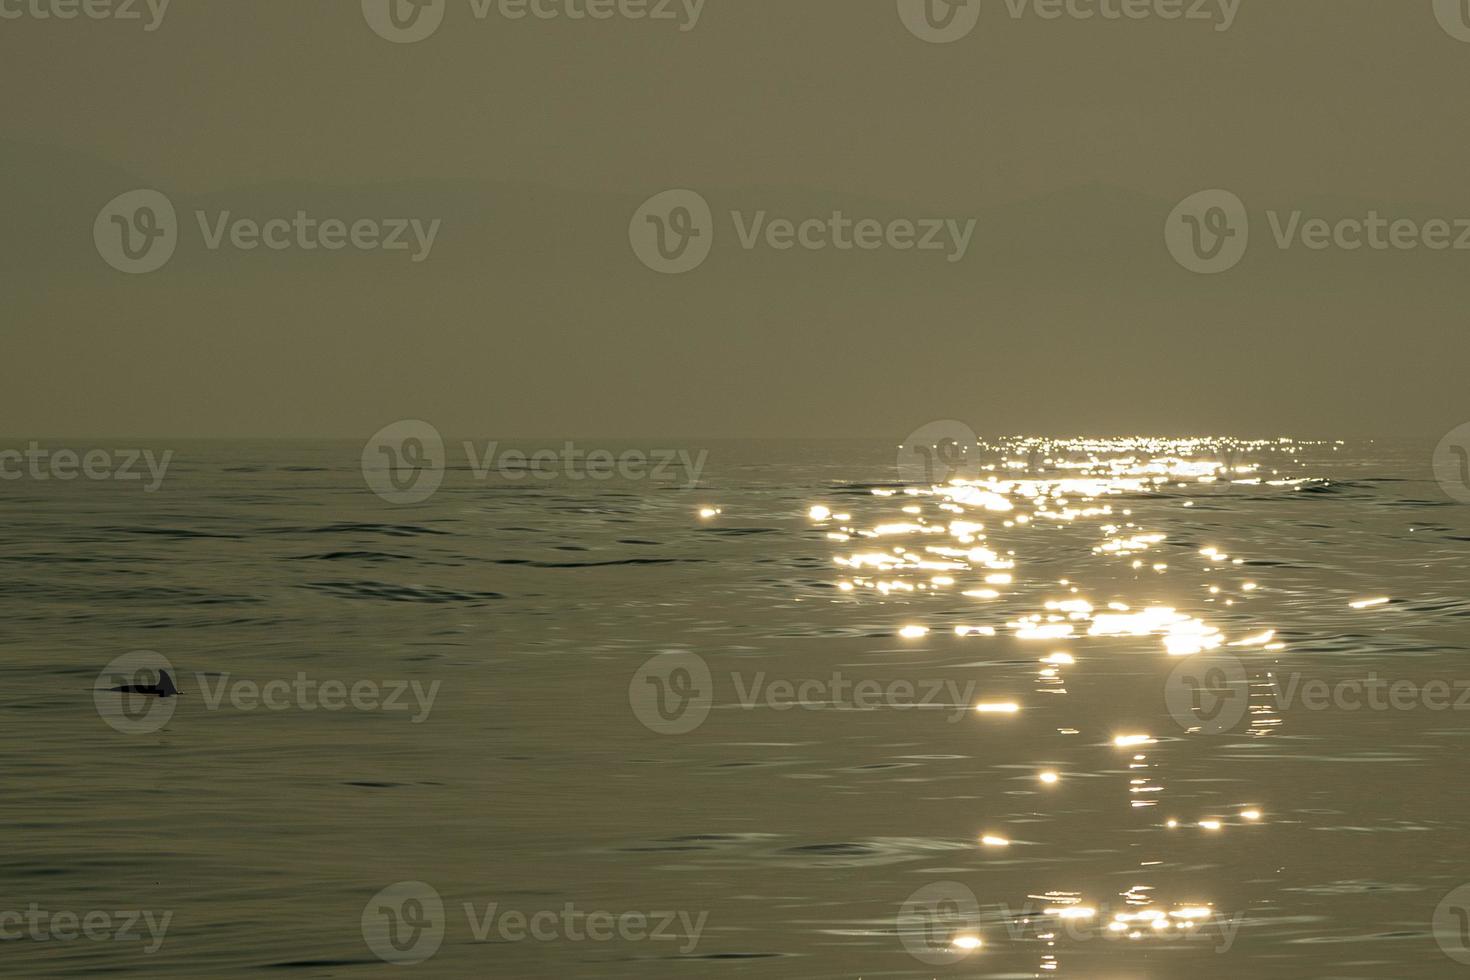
[272,522,451,538]
[492,557,707,568]
[285,550,415,562]
[99,525,243,540]
[301,580,503,603]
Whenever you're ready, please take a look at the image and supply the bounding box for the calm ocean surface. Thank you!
[5,436,1470,978]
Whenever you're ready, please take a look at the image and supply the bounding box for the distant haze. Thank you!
[3,0,1467,439]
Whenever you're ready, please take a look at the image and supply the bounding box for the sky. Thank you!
[4,0,1470,439]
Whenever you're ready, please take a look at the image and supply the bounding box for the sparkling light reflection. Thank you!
[807,435,1333,964]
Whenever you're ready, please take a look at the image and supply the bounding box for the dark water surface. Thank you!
[4,437,1469,978]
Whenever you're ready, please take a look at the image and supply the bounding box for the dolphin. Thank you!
[110,669,180,698]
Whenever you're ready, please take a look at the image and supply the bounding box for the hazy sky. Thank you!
[4,0,1470,439]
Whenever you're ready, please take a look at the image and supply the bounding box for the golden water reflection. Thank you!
[810,437,1341,970]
